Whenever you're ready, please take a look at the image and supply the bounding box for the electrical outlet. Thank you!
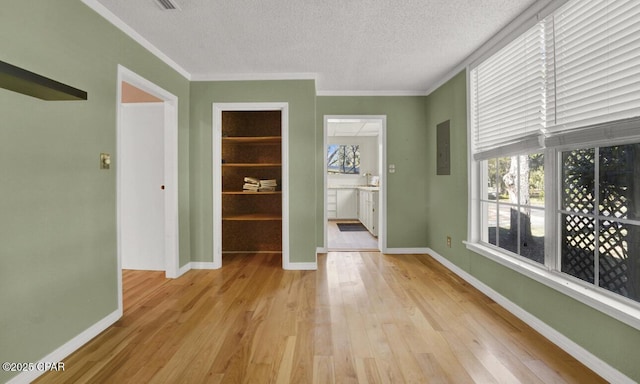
[447,236,452,248]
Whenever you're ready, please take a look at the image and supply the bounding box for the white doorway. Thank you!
[211,102,290,269]
[323,116,387,252]
[116,65,179,313]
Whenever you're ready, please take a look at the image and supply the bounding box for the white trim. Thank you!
[465,242,640,331]
[427,248,634,384]
[316,247,327,254]
[283,262,318,271]
[191,72,317,82]
[81,0,190,80]
[177,262,190,277]
[117,65,180,291]
[317,90,427,97]
[7,309,121,384]
[212,103,289,269]
[322,115,387,253]
[190,262,219,270]
[383,248,430,254]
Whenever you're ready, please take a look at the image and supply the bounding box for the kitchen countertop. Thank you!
[328,185,379,191]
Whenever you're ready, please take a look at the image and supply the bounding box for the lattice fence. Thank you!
[561,146,639,299]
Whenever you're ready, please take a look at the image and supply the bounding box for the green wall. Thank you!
[425,71,640,381]
[189,80,317,264]
[0,1,190,382]
[315,96,429,248]
[1,1,638,382]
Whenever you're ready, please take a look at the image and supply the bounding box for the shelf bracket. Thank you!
[0,60,87,101]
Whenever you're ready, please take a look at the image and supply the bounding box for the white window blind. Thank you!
[470,22,546,160]
[546,0,640,133]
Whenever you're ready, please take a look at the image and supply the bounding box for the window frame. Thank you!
[466,0,640,331]
[478,153,548,265]
[467,109,640,330]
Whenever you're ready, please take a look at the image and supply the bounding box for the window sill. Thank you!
[465,241,640,331]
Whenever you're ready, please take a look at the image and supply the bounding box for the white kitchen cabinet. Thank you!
[358,188,378,236]
[328,187,358,219]
[327,189,337,219]
[336,188,358,219]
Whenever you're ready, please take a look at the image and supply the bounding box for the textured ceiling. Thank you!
[93,0,540,94]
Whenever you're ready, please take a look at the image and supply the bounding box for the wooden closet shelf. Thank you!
[222,136,281,144]
[222,213,282,221]
[222,191,282,195]
[222,163,281,167]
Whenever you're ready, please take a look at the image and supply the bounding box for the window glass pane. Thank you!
[487,158,498,200]
[528,153,544,208]
[600,144,640,221]
[519,208,544,264]
[327,144,360,174]
[483,201,497,245]
[561,214,595,283]
[498,157,514,203]
[498,205,517,254]
[562,149,595,214]
[598,220,640,302]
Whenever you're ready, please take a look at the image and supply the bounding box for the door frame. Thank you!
[212,102,290,269]
[116,65,179,313]
[323,115,387,252]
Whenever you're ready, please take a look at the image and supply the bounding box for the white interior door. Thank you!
[121,103,165,270]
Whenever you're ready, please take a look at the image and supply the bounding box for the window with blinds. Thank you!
[471,0,640,157]
[546,0,640,133]
[469,0,640,321]
[470,22,546,159]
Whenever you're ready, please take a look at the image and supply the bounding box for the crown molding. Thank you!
[190,72,318,82]
[81,0,191,80]
[316,90,427,97]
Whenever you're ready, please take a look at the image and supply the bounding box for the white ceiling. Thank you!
[91,0,542,94]
[327,119,381,137]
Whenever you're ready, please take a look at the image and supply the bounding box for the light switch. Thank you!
[100,153,111,170]
[388,164,396,174]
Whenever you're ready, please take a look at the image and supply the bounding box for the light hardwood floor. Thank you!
[36,252,606,383]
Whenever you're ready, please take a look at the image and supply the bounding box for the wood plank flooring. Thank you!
[35,252,606,383]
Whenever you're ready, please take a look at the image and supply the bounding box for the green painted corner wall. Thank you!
[0,1,190,382]
[189,80,317,264]
[315,96,429,249]
[424,70,640,381]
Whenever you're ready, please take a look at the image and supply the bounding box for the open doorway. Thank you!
[323,116,386,252]
[116,65,179,313]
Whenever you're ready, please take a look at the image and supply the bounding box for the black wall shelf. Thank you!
[0,60,87,101]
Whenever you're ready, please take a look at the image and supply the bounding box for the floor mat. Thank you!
[337,223,367,232]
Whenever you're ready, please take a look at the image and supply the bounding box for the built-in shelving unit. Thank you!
[221,110,282,253]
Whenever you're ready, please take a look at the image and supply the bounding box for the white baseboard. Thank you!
[383,247,430,254]
[7,309,121,384]
[190,262,219,270]
[283,261,317,270]
[425,248,633,384]
[176,262,191,277]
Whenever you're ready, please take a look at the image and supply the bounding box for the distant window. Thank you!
[327,144,360,174]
